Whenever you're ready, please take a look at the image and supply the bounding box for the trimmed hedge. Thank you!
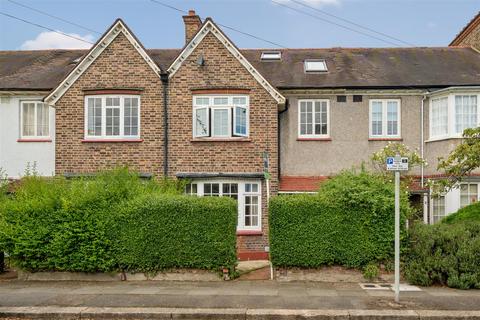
[0,169,237,273]
[112,195,237,272]
[270,170,411,268]
[405,222,480,289]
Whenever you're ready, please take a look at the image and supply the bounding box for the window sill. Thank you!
[17,138,52,143]
[297,137,331,141]
[425,137,463,143]
[236,230,263,236]
[82,139,144,143]
[368,138,403,141]
[191,138,251,142]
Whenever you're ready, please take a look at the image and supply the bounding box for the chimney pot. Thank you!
[188,10,196,16]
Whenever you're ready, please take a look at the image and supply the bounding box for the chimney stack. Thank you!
[182,10,202,44]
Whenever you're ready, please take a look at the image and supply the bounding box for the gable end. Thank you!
[167,19,286,105]
[44,19,161,105]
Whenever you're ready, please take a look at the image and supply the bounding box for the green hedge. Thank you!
[0,169,237,273]
[112,195,237,272]
[442,201,480,225]
[405,222,480,289]
[270,170,411,268]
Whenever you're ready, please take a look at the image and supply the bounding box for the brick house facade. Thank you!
[45,16,284,260]
[3,10,480,260]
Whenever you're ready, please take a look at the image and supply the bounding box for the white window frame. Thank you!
[429,93,480,141]
[184,179,262,232]
[84,95,141,140]
[459,182,479,209]
[20,100,50,139]
[431,195,446,224]
[297,99,330,138]
[369,99,401,138]
[192,95,250,139]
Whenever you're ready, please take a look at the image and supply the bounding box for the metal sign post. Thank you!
[386,155,408,303]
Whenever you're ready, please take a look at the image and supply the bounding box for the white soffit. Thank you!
[45,20,161,105]
[167,20,286,105]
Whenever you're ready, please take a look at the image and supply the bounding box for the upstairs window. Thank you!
[369,99,401,138]
[429,93,480,140]
[304,59,328,73]
[84,95,140,140]
[455,95,477,134]
[193,95,249,138]
[21,101,49,138]
[298,99,329,138]
[431,97,448,137]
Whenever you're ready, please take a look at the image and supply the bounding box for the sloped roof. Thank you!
[450,12,480,46]
[2,46,480,91]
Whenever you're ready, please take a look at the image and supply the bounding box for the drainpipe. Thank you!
[277,100,289,180]
[421,93,428,224]
[161,73,169,177]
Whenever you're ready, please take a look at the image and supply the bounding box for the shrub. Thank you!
[363,263,380,281]
[112,194,237,272]
[270,170,411,268]
[442,201,480,225]
[0,168,237,274]
[405,222,480,289]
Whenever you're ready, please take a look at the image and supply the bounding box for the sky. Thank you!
[0,0,479,51]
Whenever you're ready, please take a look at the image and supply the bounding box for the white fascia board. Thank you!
[167,20,286,105]
[44,20,161,106]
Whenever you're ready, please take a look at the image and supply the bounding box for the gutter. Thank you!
[160,73,169,177]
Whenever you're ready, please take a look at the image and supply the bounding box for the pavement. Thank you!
[0,280,479,319]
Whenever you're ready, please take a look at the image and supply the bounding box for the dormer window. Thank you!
[304,59,328,73]
[261,51,281,61]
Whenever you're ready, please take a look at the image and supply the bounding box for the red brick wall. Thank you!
[168,32,279,254]
[55,33,165,175]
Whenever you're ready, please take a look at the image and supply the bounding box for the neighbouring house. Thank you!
[1,10,480,259]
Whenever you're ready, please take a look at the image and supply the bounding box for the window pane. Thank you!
[185,183,197,196]
[244,195,260,227]
[213,97,228,105]
[233,97,246,105]
[371,102,383,136]
[222,183,238,200]
[204,183,220,196]
[195,97,209,105]
[195,108,209,137]
[106,108,120,136]
[456,95,477,134]
[234,106,247,136]
[431,97,448,137]
[36,103,49,136]
[387,101,398,136]
[432,196,446,224]
[124,97,139,136]
[313,101,327,135]
[212,109,229,136]
[22,102,35,136]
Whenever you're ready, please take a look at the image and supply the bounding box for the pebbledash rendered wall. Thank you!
[0,94,55,178]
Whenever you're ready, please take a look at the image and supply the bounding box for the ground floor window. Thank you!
[185,180,262,231]
[460,183,478,208]
[432,195,446,224]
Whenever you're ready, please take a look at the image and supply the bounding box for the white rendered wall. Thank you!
[0,95,55,178]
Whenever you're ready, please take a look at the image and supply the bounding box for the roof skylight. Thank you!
[261,51,281,61]
[304,59,328,72]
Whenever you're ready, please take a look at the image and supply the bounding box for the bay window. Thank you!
[369,99,401,138]
[429,93,480,140]
[193,95,249,138]
[84,95,140,140]
[298,99,329,138]
[20,101,50,138]
[460,183,478,208]
[184,180,261,231]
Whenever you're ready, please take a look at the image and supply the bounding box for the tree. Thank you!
[434,127,480,192]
